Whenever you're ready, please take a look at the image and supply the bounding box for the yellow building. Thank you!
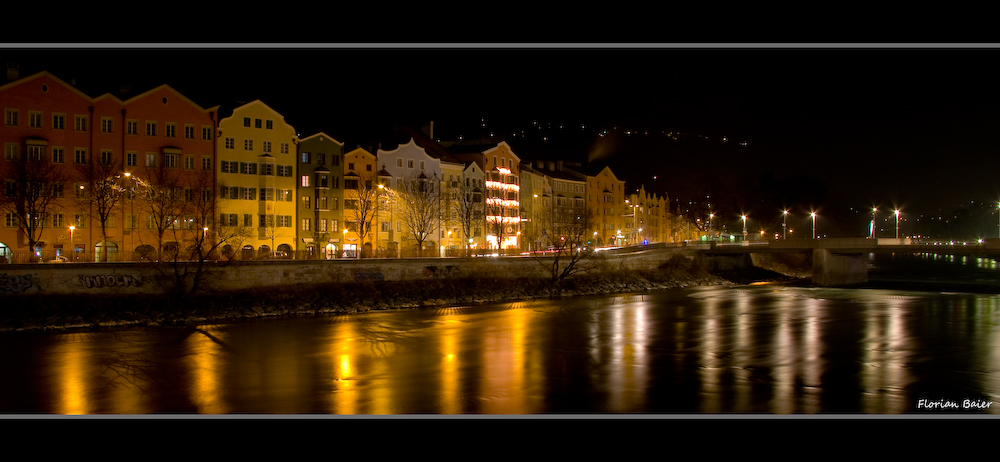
[216,100,298,259]
[625,185,672,245]
[586,166,626,247]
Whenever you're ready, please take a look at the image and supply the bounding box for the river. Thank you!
[1,252,999,416]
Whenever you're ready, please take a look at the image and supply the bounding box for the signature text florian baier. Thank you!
[917,398,992,410]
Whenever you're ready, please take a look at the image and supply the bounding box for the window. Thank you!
[225,137,235,149]
[244,139,253,151]
[345,199,358,209]
[419,161,424,170]
[145,122,156,136]
[127,120,138,135]
[100,150,113,166]
[260,188,274,201]
[101,117,114,133]
[243,214,253,227]
[4,144,17,161]
[74,183,87,199]
[74,213,87,229]
[278,215,291,227]
[262,141,271,153]
[184,125,195,139]
[202,127,213,140]
[74,149,87,164]
[254,118,262,129]
[316,153,325,165]
[259,214,273,228]
[29,111,42,128]
[319,219,327,233]
[278,189,292,201]
[184,156,195,170]
[202,157,213,171]
[302,196,311,209]
[243,117,251,127]
[52,114,65,130]
[146,153,157,167]
[74,115,87,132]
[280,143,289,154]
[52,183,64,198]
[331,219,338,232]
[266,120,273,130]
[302,218,311,231]
[164,154,178,168]
[302,152,311,164]
[5,109,19,126]
[407,160,414,169]
[4,180,15,198]
[27,145,44,161]
[241,187,256,201]
[52,147,64,163]
[240,162,257,175]
[367,164,373,171]
[221,161,237,174]
[300,175,310,187]
[348,163,354,171]
[4,212,17,228]
[396,158,403,168]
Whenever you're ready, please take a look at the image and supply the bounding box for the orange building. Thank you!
[0,70,218,262]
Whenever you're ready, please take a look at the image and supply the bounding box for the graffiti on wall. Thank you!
[353,268,385,281]
[0,273,34,293]
[423,266,458,278]
[78,274,143,289]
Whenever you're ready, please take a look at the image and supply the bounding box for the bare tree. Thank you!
[536,206,596,287]
[133,167,187,261]
[78,156,125,262]
[0,146,69,262]
[397,171,441,257]
[345,170,379,257]
[455,179,482,256]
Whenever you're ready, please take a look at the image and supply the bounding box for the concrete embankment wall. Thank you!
[0,247,689,296]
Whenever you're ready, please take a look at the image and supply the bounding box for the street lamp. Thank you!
[69,225,75,262]
[709,213,715,240]
[810,212,817,239]
[871,207,878,239]
[741,215,747,241]
[782,210,788,239]
[895,209,901,239]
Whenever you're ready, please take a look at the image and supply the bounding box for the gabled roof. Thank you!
[381,126,460,163]
[0,71,93,101]
[124,84,220,114]
[299,132,345,146]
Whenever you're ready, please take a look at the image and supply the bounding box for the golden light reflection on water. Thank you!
[18,286,1000,415]
[186,327,226,414]
[50,334,88,415]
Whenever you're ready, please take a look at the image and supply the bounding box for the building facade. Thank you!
[1,71,219,263]
[216,100,297,259]
[297,132,344,259]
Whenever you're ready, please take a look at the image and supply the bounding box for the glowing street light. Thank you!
[871,207,878,239]
[895,209,901,239]
[69,225,75,262]
[782,210,788,239]
[810,212,817,239]
[741,214,747,241]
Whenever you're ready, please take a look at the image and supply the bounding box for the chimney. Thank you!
[6,62,18,82]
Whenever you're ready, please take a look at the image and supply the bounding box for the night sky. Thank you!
[4,44,1000,235]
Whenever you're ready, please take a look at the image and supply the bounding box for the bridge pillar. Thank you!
[811,249,868,286]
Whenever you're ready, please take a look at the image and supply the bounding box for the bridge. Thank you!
[694,238,1000,286]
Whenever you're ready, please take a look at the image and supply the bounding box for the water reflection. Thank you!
[3,285,1000,415]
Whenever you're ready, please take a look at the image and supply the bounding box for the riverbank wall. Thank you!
[0,246,686,297]
[0,247,735,332]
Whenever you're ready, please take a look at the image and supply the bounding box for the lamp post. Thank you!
[782,210,788,239]
[741,215,747,242]
[871,207,878,239]
[69,225,75,262]
[709,213,715,241]
[895,209,901,239]
[810,212,817,239]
